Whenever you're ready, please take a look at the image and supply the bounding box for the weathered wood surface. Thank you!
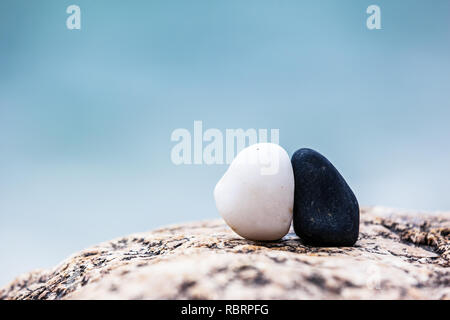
[1,207,449,300]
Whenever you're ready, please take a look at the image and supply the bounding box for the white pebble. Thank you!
[214,143,294,241]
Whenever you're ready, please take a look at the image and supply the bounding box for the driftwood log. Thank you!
[1,207,449,300]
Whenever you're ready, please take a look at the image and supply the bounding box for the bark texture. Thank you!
[1,207,449,300]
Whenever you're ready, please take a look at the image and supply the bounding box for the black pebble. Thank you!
[291,148,359,246]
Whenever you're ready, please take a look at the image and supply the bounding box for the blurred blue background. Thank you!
[1,0,450,286]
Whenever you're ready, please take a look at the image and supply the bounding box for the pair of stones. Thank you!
[214,143,359,246]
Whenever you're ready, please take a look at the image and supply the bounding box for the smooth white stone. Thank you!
[214,143,294,241]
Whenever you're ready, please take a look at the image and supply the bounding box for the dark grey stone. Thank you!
[291,148,359,246]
